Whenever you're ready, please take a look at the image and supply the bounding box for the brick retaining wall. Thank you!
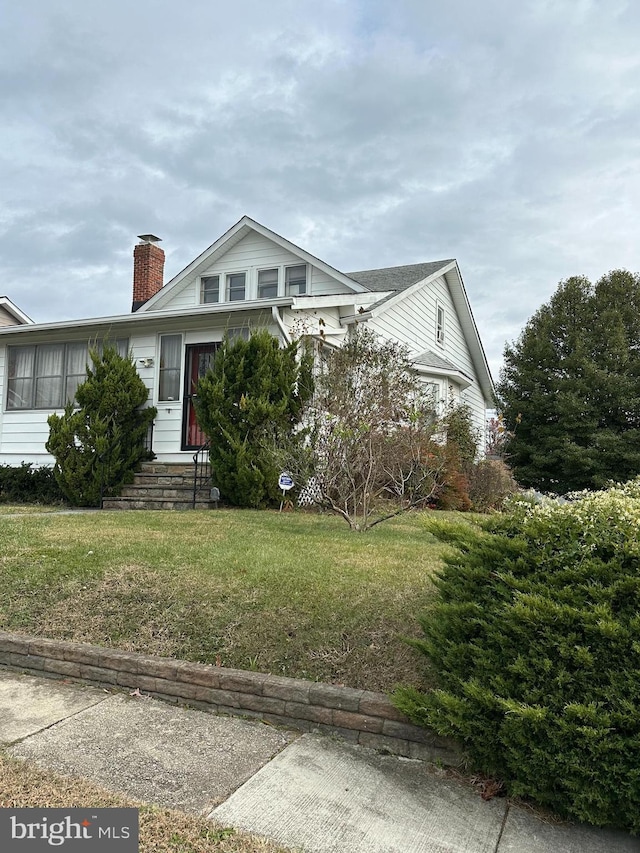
[0,631,461,765]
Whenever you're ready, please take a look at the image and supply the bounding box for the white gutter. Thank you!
[271,306,292,344]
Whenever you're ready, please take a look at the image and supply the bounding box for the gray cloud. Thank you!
[2,0,640,381]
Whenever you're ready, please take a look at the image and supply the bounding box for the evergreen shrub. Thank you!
[195,330,313,508]
[0,463,66,504]
[394,480,640,831]
[46,346,156,506]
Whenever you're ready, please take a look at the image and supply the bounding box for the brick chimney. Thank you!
[132,234,164,311]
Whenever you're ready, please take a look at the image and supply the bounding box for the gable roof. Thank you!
[139,215,369,312]
[0,296,33,325]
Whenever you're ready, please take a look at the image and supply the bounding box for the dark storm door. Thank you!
[182,343,219,450]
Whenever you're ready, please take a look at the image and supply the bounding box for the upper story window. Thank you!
[6,339,128,410]
[226,272,246,302]
[285,264,307,296]
[199,264,310,303]
[436,304,445,347]
[201,275,220,304]
[257,268,278,299]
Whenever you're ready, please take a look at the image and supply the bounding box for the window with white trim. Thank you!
[159,334,182,401]
[226,272,246,301]
[285,264,307,296]
[257,268,278,299]
[201,275,220,304]
[6,339,129,410]
[436,304,445,347]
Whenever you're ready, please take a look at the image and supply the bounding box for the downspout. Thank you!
[272,306,292,344]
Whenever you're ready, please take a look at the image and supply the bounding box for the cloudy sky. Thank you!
[2,0,639,381]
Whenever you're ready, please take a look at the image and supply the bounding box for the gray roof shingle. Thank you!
[413,350,460,371]
[346,260,454,293]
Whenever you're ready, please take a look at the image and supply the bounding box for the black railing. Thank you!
[192,441,212,508]
[98,433,119,509]
[144,420,155,457]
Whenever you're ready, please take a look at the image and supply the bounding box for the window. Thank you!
[6,339,128,410]
[258,268,278,299]
[201,275,220,304]
[7,346,35,410]
[436,304,445,346]
[226,272,246,301]
[34,345,64,408]
[159,334,182,401]
[285,264,306,296]
[65,342,90,403]
[226,327,251,342]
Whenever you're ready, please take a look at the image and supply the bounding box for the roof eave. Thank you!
[0,297,295,338]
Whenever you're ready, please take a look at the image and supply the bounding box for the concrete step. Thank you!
[139,462,197,476]
[135,474,193,486]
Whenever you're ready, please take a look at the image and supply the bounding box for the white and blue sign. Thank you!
[278,473,294,491]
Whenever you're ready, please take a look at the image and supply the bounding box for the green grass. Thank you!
[0,508,474,693]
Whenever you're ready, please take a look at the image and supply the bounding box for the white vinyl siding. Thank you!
[310,267,353,295]
[366,275,486,442]
[0,306,19,327]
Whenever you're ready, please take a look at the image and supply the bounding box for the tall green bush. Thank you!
[395,481,640,831]
[195,330,313,508]
[46,346,156,506]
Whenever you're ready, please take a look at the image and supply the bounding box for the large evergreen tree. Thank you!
[46,346,157,506]
[194,329,313,508]
[498,270,640,493]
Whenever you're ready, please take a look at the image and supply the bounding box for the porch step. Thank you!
[138,462,195,477]
[102,462,215,511]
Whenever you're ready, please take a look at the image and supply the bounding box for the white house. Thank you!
[0,216,494,467]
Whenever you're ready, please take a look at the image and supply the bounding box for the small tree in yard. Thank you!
[46,346,156,506]
[284,327,450,531]
[195,329,314,508]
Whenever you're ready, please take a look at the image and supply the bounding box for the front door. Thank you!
[182,343,219,450]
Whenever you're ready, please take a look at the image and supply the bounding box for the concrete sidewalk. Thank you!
[0,670,637,853]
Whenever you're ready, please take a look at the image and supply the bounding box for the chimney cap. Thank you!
[137,234,162,244]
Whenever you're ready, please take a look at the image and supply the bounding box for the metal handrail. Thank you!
[192,441,212,508]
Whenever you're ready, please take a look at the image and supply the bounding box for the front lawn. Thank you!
[0,509,472,693]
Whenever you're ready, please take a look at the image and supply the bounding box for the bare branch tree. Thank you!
[278,327,450,531]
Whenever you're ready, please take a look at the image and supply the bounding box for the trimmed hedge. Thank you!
[0,463,66,505]
[395,480,640,832]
